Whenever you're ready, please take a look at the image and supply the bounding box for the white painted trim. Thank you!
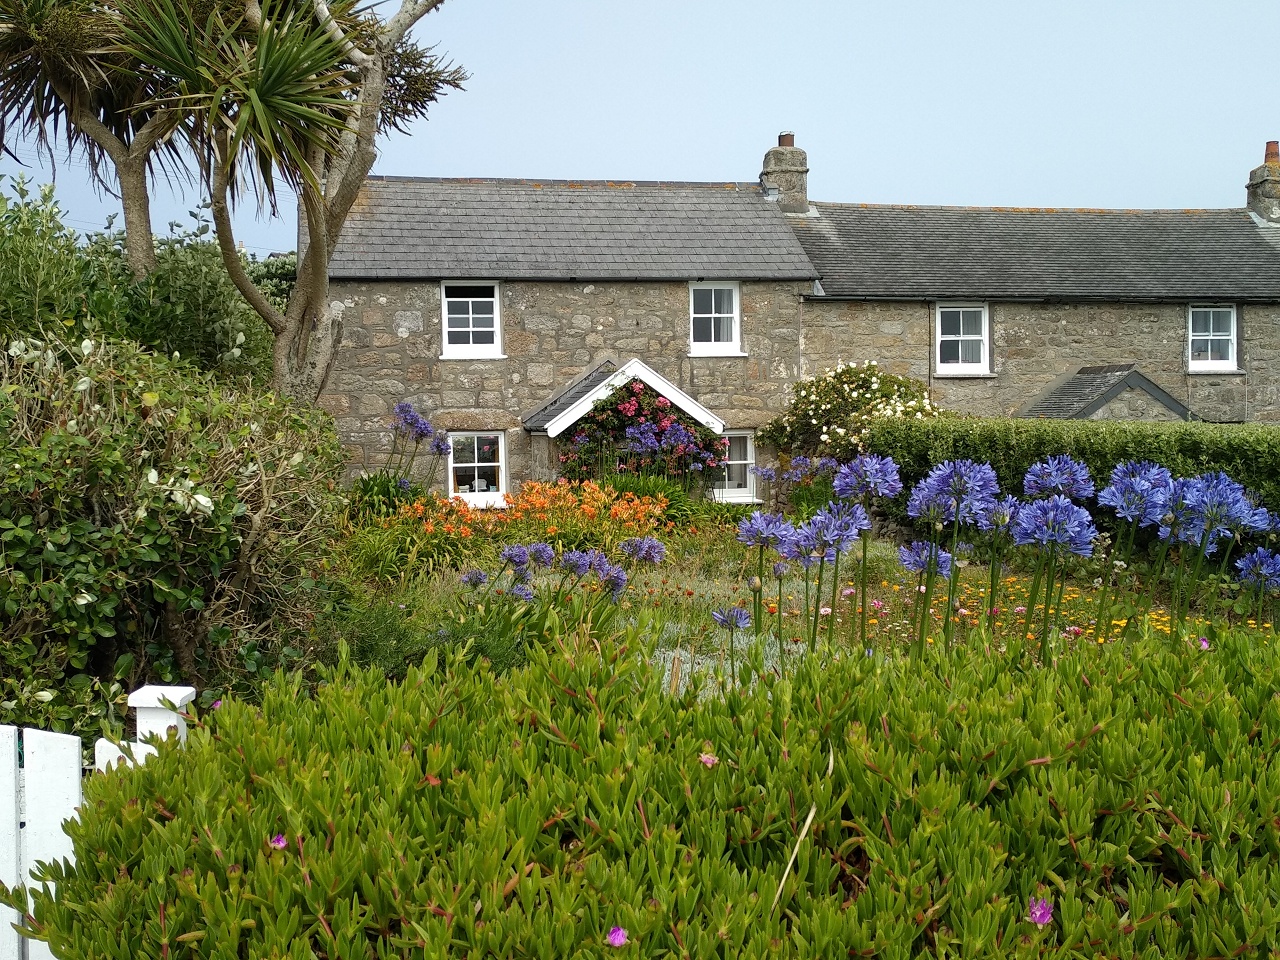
[543,358,726,438]
[1187,304,1237,373]
[710,430,757,503]
[934,302,990,376]
[440,281,504,360]
[447,430,509,508]
[688,281,743,356]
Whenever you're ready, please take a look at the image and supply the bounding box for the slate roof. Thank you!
[790,204,1280,301]
[328,178,819,281]
[1020,364,1194,420]
[522,361,617,432]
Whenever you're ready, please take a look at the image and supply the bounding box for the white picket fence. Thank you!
[1,685,196,960]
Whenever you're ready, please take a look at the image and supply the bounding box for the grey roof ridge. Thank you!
[1017,364,1195,420]
[801,200,1250,216]
[361,175,765,191]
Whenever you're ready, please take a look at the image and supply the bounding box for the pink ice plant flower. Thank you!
[607,926,628,947]
[1028,896,1053,927]
[699,752,719,768]
[269,834,287,850]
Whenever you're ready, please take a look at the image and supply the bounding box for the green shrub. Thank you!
[9,628,1280,958]
[604,473,695,524]
[760,360,939,460]
[0,336,346,697]
[866,416,1280,513]
[0,178,272,379]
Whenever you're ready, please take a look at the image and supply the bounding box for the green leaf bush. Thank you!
[867,416,1280,516]
[10,628,1280,958]
[0,336,345,699]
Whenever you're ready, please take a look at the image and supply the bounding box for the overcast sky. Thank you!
[3,0,1276,256]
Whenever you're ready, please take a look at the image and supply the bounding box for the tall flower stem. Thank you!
[914,561,939,659]
[985,539,1003,636]
[1019,556,1046,664]
[1177,532,1212,635]
[776,576,786,667]
[809,556,827,653]
[1039,548,1059,662]
[942,514,963,648]
[858,531,871,650]
[825,552,842,647]
[728,625,736,686]
[801,564,813,652]
[754,545,766,639]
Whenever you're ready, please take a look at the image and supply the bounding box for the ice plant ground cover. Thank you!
[7,629,1280,958]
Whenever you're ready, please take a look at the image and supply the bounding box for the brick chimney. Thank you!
[1247,140,1280,222]
[761,131,809,214]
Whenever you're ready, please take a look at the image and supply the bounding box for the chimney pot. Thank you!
[778,131,795,148]
[761,132,809,213]
[1247,140,1280,222]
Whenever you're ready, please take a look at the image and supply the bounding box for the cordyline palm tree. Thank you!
[0,0,464,398]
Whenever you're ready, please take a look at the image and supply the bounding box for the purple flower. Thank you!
[597,562,628,600]
[211,699,222,710]
[620,536,667,565]
[810,501,870,554]
[1024,455,1095,500]
[712,606,751,630]
[833,454,903,501]
[1013,495,1098,557]
[1199,636,1210,651]
[461,569,488,588]
[751,465,777,483]
[392,401,435,443]
[606,926,628,947]
[699,752,719,767]
[772,560,790,580]
[1098,460,1172,528]
[898,541,952,579]
[429,434,452,457]
[1182,471,1266,553]
[527,543,556,569]
[1237,546,1280,590]
[976,495,1021,534]
[510,583,535,602]
[560,550,595,576]
[1027,896,1053,927]
[499,544,530,569]
[813,456,840,476]
[269,834,287,850]
[908,460,999,526]
[737,510,790,548]
[397,477,411,491]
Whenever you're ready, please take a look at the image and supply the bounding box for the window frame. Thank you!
[934,302,990,376]
[688,281,745,357]
[447,431,508,508]
[709,430,758,503]
[1187,304,1238,373]
[440,282,504,360]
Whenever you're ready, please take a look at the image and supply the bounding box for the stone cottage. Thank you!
[319,135,1280,504]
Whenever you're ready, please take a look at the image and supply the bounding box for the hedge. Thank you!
[6,626,1280,958]
[865,416,1280,511]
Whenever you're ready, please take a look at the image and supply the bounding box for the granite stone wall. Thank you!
[321,282,1280,489]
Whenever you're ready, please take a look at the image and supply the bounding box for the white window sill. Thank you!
[1187,367,1243,376]
[688,348,748,358]
[440,354,508,361]
[933,370,994,379]
[712,495,763,505]
[452,493,508,509]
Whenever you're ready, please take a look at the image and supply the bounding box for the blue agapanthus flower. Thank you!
[509,583,535,602]
[429,434,452,457]
[1237,546,1280,590]
[560,550,595,576]
[620,536,667,565]
[751,465,778,483]
[737,510,790,548]
[833,454,904,501]
[772,560,790,580]
[1097,460,1173,528]
[976,495,1021,534]
[498,544,530,569]
[1012,494,1098,557]
[813,457,841,476]
[810,501,870,554]
[778,521,821,568]
[527,543,556,568]
[1182,471,1267,553]
[1024,455,1095,500]
[908,459,1000,526]
[712,606,751,630]
[460,569,488,588]
[782,455,813,482]
[898,541,953,579]
[392,401,435,442]
[597,562,628,600]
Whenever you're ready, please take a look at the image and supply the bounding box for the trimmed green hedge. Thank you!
[7,627,1280,958]
[865,416,1280,509]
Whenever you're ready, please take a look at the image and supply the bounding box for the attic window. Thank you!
[934,303,990,376]
[441,283,504,360]
[1188,305,1237,373]
[689,282,745,357]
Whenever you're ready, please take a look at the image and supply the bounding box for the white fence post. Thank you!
[2,685,196,960]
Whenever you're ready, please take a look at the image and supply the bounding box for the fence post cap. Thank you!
[128,685,198,710]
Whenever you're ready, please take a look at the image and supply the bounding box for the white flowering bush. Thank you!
[760,361,940,460]
[1,337,345,717]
